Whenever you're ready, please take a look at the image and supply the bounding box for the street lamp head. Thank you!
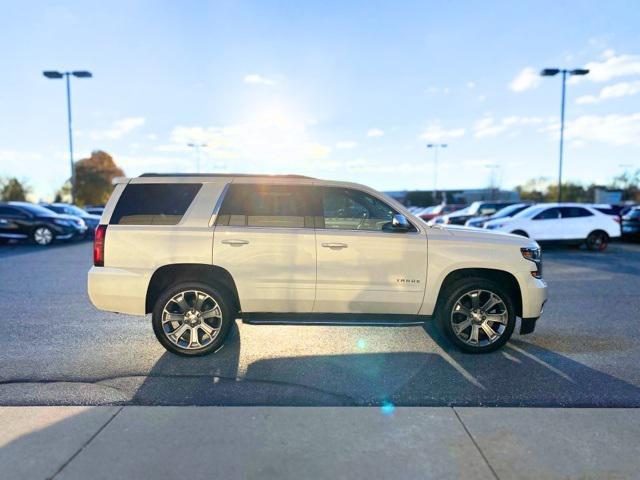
[570,68,589,76]
[43,71,64,79]
[540,68,560,77]
[72,71,92,78]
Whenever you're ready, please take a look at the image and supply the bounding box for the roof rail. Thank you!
[139,173,315,179]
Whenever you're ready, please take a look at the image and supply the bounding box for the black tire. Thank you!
[31,226,54,246]
[511,230,528,237]
[152,281,234,356]
[585,230,609,251]
[436,277,516,353]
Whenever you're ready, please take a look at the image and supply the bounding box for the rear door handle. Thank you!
[221,239,249,246]
[321,242,348,249]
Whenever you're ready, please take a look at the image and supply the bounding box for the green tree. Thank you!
[72,150,125,206]
[0,177,30,201]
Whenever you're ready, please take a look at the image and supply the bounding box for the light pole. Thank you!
[427,143,447,203]
[43,70,92,204]
[187,143,208,173]
[540,68,589,202]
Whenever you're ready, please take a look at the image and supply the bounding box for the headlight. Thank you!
[521,247,542,278]
[486,223,504,230]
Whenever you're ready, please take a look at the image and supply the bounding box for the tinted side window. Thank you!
[560,207,593,218]
[110,183,202,225]
[0,206,18,216]
[533,207,561,220]
[216,184,316,228]
[319,187,413,231]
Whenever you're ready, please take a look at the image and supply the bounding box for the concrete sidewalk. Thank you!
[1,407,638,480]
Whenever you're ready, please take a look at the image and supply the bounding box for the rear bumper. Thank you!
[87,266,149,315]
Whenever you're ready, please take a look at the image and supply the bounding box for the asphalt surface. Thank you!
[1,239,639,406]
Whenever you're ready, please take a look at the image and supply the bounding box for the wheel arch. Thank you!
[146,263,240,314]
[435,267,523,317]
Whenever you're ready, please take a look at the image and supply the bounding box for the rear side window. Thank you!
[110,183,202,225]
[215,184,317,228]
[560,207,593,218]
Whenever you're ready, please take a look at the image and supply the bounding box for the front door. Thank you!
[528,207,563,240]
[212,183,317,313]
[313,186,428,315]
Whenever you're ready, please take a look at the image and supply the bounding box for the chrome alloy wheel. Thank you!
[450,289,508,347]
[34,227,53,245]
[161,290,223,350]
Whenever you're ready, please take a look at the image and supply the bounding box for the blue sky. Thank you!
[1,0,639,200]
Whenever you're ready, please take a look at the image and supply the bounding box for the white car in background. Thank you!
[484,203,621,251]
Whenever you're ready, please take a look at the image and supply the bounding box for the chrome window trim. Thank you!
[208,182,231,228]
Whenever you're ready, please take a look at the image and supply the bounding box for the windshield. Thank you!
[56,204,87,216]
[14,203,57,216]
[492,203,529,219]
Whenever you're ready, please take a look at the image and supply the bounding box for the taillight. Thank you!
[94,225,107,266]
[614,217,621,223]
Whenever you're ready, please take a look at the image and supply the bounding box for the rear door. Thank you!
[559,207,594,240]
[313,186,428,314]
[213,183,317,313]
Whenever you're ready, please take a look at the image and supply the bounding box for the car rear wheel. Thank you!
[437,277,516,353]
[32,226,54,246]
[152,282,233,356]
[586,230,609,251]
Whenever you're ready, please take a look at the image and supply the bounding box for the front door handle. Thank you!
[221,239,249,246]
[321,242,348,250]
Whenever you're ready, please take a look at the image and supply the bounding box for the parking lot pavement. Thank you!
[2,406,639,480]
[0,240,639,406]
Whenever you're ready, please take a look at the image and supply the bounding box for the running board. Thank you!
[241,312,430,327]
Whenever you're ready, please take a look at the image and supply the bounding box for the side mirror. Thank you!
[383,214,411,232]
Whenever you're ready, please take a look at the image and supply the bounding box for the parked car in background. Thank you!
[621,207,640,240]
[0,202,87,245]
[418,203,465,222]
[42,203,101,237]
[465,202,534,228]
[484,203,621,251]
[432,201,518,225]
[84,205,105,216]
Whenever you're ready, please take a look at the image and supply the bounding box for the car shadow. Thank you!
[124,319,640,407]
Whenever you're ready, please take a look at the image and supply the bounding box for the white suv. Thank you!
[484,203,621,251]
[88,174,547,356]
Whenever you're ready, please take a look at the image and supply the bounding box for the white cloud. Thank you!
[366,128,384,138]
[466,81,476,89]
[154,106,332,169]
[419,124,465,142]
[561,113,640,146]
[576,80,640,104]
[336,141,358,149]
[243,74,277,86]
[571,51,640,84]
[89,117,145,140]
[474,116,546,139]
[509,67,541,92]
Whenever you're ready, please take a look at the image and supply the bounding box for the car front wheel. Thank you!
[152,282,233,356]
[437,277,516,353]
[32,226,54,246]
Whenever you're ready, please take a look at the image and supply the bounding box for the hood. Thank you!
[483,216,516,228]
[433,224,538,248]
[49,214,86,226]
